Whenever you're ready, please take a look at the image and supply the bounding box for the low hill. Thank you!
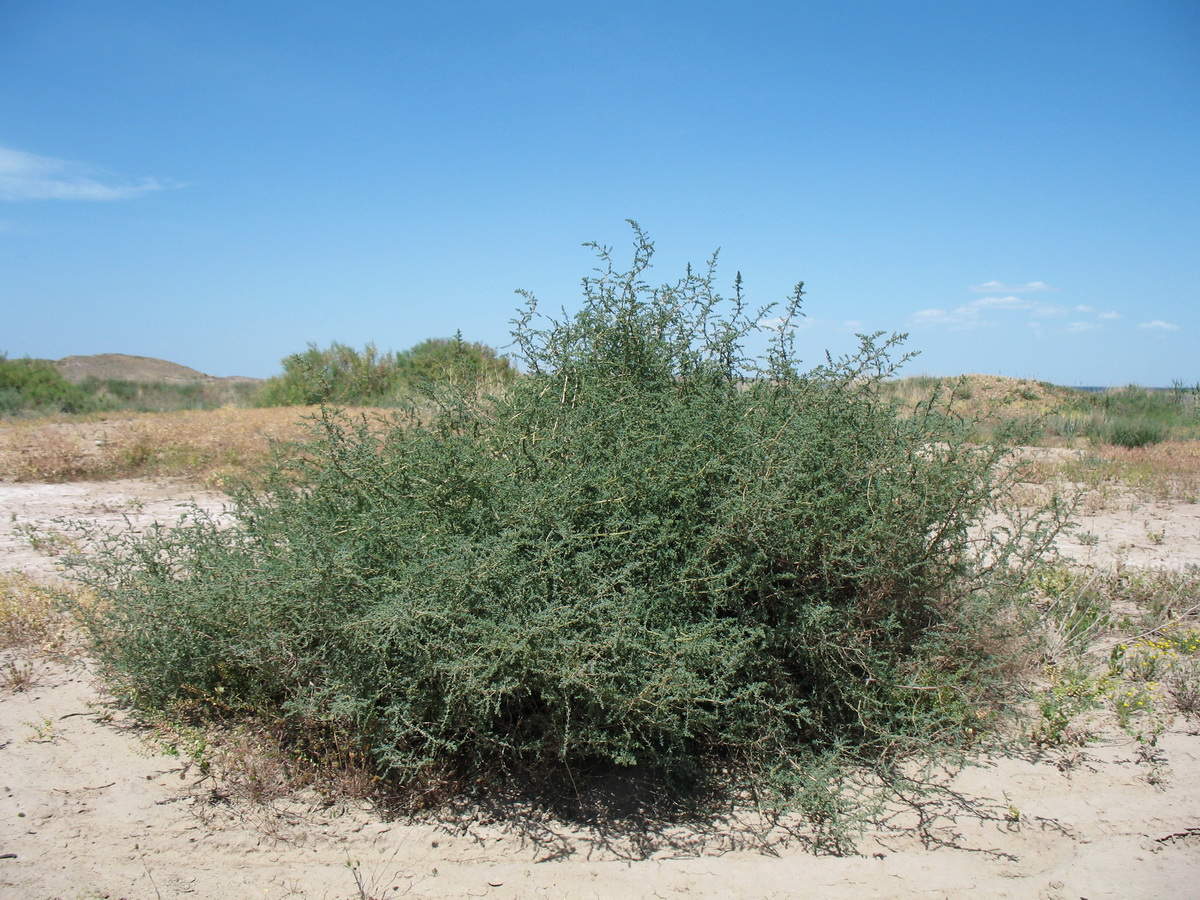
[54,354,261,385]
[884,373,1084,416]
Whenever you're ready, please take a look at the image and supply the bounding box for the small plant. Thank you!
[1034,568,1113,663]
[1031,665,1107,748]
[1111,623,1200,682]
[1,658,39,691]
[1003,792,1021,827]
[24,716,58,743]
[1106,422,1168,449]
[1107,622,1200,741]
[1166,657,1200,718]
[0,571,75,651]
[15,522,77,557]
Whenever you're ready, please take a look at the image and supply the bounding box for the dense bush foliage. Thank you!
[67,227,1065,836]
[0,355,98,415]
[255,336,514,407]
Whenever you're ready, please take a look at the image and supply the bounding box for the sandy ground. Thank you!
[2,478,1199,899]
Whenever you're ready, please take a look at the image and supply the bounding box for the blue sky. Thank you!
[2,1,1197,385]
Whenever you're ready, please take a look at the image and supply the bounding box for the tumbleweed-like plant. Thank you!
[66,223,1066,848]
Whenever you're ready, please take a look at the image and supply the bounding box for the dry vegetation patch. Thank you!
[886,374,1074,419]
[1064,441,1200,503]
[0,571,80,654]
[0,407,331,486]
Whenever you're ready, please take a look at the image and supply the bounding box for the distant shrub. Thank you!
[256,341,402,406]
[0,354,98,416]
[1070,386,1198,446]
[1106,421,1167,449]
[67,226,1064,843]
[256,335,513,407]
[396,336,515,394]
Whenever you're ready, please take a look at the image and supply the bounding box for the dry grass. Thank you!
[1049,441,1200,504]
[0,407,332,487]
[0,570,81,654]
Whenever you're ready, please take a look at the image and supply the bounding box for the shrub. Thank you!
[256,341,403,406]
[396,335,515,395]
[1106,421,1167,449]
[0,354,99,415]
[66,225,1064,836]
[256,336,514,407]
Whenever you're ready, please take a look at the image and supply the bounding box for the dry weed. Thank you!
[0,407,334,485]
[1047,441,1200,504]
[0,571,79,652]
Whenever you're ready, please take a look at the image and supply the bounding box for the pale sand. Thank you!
[2,479,1198,899]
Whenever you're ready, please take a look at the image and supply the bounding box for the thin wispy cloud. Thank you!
[971,295,1037,311]
[756,316,789,331]
[969,280,1053,293]
[912,306,989,330]
[913,295,1064,329]
[0,146,171,201]
[1137,320,1180,332]
[913,287,1122,336]
[971,295,1066,317]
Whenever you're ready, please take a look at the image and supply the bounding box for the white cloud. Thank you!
[965,295,1066,317]
[912,306,990,330]
[1031,304,1066,318]
[971,295,1035,310]
[914,291,1115,333]
[1137,320,1180,332]
[757,316,786,330]
[970,280,1053,293]
[0,146,169,201]
[912,308,949,323]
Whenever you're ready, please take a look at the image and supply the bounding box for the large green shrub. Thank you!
[67,226,1063,837]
